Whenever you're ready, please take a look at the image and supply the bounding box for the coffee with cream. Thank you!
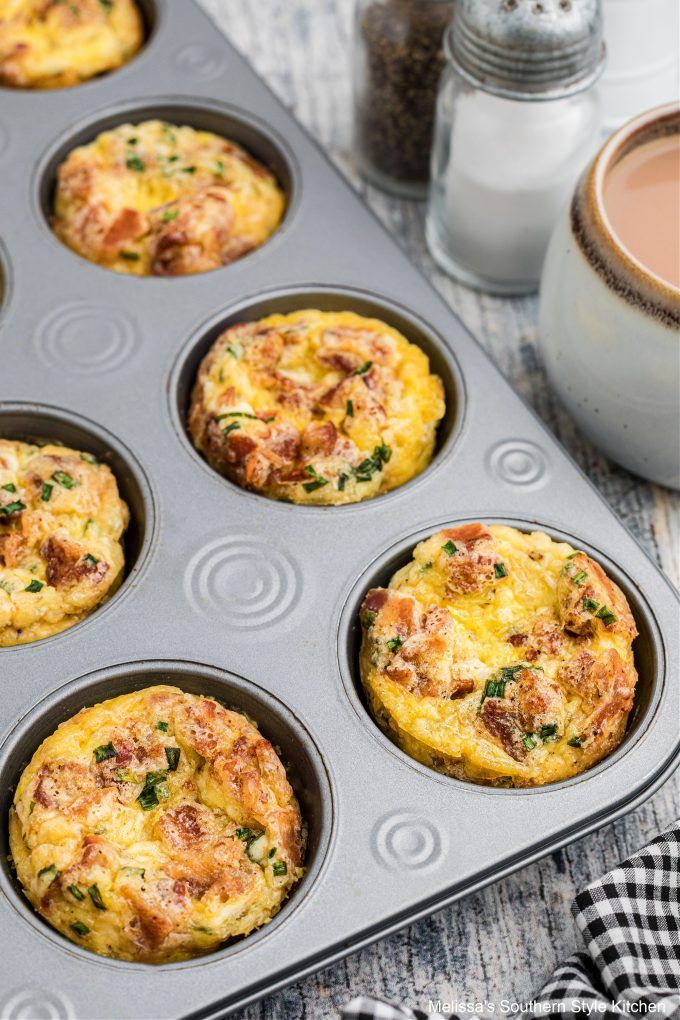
[603,134,680,289]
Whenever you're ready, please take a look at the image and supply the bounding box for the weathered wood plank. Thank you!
[196,2,679,1016]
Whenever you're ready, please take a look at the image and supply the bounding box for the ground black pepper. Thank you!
[354,0,455,191]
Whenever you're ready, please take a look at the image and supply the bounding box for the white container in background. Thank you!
[539,104,680,490]
[600,0,680,132]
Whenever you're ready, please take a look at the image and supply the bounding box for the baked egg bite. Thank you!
[52,120,285,276]
[188,309,446,506]
[359,523,639,787]
[9,686,305,963]
[0,440,129,646]
[0,0,144,89]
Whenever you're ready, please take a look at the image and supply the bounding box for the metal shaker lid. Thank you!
[448,0,606,100]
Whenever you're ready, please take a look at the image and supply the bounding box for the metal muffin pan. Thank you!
[0,2,677,1017]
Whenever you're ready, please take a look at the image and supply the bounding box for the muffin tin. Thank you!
[0,2,678,1017]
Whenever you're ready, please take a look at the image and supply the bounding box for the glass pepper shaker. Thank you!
[426,0,605,294]
[353,0,456,198]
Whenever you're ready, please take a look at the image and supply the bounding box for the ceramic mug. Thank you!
[539,103,680,490]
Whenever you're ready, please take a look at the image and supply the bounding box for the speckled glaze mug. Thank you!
[539,103,680,489]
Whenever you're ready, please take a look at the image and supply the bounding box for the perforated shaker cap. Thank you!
[448,0,606,99]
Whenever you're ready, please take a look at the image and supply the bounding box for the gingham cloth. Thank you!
[342,822,680,1019]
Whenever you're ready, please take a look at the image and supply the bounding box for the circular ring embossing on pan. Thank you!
[168,284,467,513]
[0,402,156,653]
[372,812,446,872]
[174,42,227,80]
[486,439,549,490]
[32,97,299,277]
[0,660,335,970]
[35,301,138,375]
[1,988,75,1020]
[184,535,302,628]
[337,515,666,794]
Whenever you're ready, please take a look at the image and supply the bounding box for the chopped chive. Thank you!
[361,608,377,628]
[386,636,403,652]
[93,742,117,763]
[215,159,225,174]
[114,768,136,783]
[216,411,274,422]
[165,747,180,771]
[68,884,85,901]
[1,483,16,492]
[595,605,617,626]
[1,501,26,516]
[24,580,44,593]
[522,734,537,750]
[442,540,457,556]
[40,482,53,502]
[38,864,60,885]
[571,570,587,586]
[302,477,329,493]
[125,153,145,172]
[99,0,113,10]
[138,785,159,811]
[83,554,99,567]
[354,361,373,375]
[539,723,558,741]
[566,552,579,560]
[120,251,140,261]
[70,921,90,937]
[80,453,98,465]
[583,597,600,612]
[268,847,277,859]
[222,422,241,437]
[568,735,583,748]
[88,884,106,911]
[346,399,354,417]
[156,721,168,732]
[0,579,14,593]
[338,473,348,491]
[226,345,239,359]
[182,165,197,174]
[162,208,179,223]
[51,470,77,489]
[494,562,508,579]
[235,827,253,841]
[272,861,287,876]
[120,866,145,878]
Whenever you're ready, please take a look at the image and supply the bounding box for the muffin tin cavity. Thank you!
[0,660,334,965]
[338,517,664,791]
[0,403,154,646]
[35,98,297,270]
[171,286,465,507]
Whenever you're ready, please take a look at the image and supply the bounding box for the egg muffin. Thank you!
[0,0,144,89]
[52,120,285,276]
[189,310,446,506]
[359,523,639,787]
[0,440,129,646]
[9,686,305,963]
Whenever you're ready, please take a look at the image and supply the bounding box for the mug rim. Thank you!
[588,102,680,301]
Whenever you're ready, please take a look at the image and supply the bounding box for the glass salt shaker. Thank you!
[353,0,456,198]
[426,0,605,295]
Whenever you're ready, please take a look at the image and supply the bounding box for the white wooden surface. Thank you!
[196,2,679,1016]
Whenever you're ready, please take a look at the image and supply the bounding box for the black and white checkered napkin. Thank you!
[342,822,680,1019]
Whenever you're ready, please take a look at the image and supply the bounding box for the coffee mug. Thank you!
[539,103,679,489]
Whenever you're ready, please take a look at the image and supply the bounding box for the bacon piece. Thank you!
[149,186,237,276]
[0,532,24,568]
[40,534,108,589]
[478,668,566,761]
[102,208,146,253]
[361,587,472,699]
[558,649,635,744]
[438,523,502,594]
[557,552,637,639]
